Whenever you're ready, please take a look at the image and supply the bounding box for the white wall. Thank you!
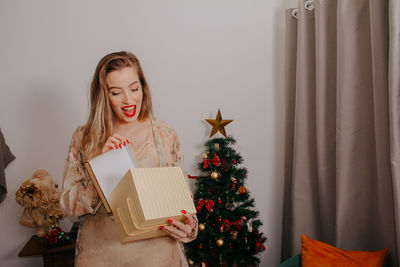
[0,0,294,266]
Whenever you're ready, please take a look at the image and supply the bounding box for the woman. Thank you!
[61,51,197,267]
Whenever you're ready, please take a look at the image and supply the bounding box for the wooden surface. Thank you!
[19,235,76,267]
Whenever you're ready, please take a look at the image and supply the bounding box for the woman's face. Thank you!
[106,66,143,124]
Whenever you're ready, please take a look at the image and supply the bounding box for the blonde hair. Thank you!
[81,51,153,160]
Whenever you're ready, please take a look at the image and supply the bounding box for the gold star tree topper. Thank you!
[205,109,233,137]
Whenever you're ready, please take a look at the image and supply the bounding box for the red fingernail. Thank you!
[114,145,118,149]
[181,210,187,214]
[119,144,122,149]
[123,141,126,146]
[159,226,164,230]
[168,219,173,223]
[127,140,131,144]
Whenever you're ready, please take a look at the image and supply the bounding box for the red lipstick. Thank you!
[122,105,136,118]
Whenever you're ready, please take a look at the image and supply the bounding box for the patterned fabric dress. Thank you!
[60,120,188,267]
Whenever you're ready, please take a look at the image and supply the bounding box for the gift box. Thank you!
[109,167,196,243]
[84,145,196,243]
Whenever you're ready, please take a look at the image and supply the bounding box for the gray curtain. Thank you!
[281,0,400,266]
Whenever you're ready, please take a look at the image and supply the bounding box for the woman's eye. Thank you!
[131,87,139,92]
[111,92,120,96]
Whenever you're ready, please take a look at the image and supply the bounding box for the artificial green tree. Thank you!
[185,111,266,266]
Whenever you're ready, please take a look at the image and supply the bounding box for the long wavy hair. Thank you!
[81,51,153,160]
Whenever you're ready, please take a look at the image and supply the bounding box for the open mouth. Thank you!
[122,105,136,118]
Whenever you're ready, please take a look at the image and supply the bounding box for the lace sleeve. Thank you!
[60,127,101,217]
[170,128,184,169]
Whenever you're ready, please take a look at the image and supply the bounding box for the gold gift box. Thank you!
[84,145,196,243]
[109,167,196,243]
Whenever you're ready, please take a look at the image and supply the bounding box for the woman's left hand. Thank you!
[161,210,198,243]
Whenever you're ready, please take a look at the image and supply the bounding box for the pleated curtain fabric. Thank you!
[389,0,400,265]
[281,0,400,266]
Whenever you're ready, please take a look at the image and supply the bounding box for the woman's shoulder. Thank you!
[69,125,85,145]
[152,119,177,134]
[152,119,180,145]
[151,119,183,166]
[72,125,85,137]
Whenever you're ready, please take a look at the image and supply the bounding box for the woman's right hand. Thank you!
[101,134,131,154]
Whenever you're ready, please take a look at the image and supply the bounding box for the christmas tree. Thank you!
[185,110,266,266]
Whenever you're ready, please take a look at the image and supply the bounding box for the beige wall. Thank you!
[0,0,296,266]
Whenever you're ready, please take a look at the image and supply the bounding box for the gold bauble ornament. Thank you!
[199,223,206,231]
[211,171,220,180]
[202,153,208,159]
[216,238,224,247]
[188,259,194,266]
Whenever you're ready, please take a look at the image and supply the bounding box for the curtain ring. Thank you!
[291,8,299,19]
[305,0,314,11]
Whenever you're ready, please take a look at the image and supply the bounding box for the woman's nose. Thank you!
[122,91,132,103]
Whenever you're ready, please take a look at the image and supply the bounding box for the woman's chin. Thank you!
[115,115,139,124]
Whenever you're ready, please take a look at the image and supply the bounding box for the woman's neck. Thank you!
[113,118,152,147]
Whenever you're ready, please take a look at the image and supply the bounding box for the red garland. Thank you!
[203,154,221,168]
[255,236,266,253]
[221,219,242,232]
[187,174,199,179]
[196,199,215,212]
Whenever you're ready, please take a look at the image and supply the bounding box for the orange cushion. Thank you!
[301,234,388,267]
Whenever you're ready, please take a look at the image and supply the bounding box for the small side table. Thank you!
[18,235,76,267]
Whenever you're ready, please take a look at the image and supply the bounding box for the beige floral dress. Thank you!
[60,120,188,267]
